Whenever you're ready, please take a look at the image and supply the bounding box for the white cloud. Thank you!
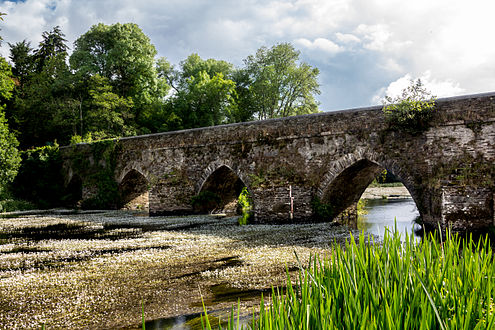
[372,71,465,104]
[335,32,360,44]
[294,37,342,55]
[0,0,495,111]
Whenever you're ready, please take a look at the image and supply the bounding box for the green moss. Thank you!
[429,154,494,189]
[162,168,190,186]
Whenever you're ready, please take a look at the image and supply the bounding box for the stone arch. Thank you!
[118,168,149,211]
[117,164,149,185]
[317,149,422,218]
[196,160,250,194]
[195,162,250,214]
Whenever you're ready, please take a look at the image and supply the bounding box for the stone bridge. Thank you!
[61,92,495,231]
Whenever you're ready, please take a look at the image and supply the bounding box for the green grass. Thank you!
[203,230,495,329]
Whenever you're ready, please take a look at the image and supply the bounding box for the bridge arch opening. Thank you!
[319,159,421,232]
[118,169,149,211]
[63,175,83,207]
[195,165,250,215]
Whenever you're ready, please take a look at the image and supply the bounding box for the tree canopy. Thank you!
[4,23,321,149]
[241,42,320,120]
[0,25,21,190]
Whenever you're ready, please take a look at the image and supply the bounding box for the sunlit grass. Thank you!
[204,230,495,329]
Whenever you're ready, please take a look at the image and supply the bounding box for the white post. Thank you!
[289,185,294,220]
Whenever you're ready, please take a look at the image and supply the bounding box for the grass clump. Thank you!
[205,230,495,329]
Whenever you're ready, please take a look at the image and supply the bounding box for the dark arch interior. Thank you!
[322,159,383,218]
[63,175,83,207]
[119,169,149,211]
[321,159,417,223]
[195,165,246,214]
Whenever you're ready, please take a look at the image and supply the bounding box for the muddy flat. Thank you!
[0,211,357,329]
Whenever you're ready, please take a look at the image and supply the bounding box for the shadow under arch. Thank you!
[317,155,422,221]
[195,164,250,214]
[118,169,149,211]
[63,174,83,207]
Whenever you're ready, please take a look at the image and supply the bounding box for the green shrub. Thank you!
[237,187,253,225]
[11,144,64,209]
[383,79,436,132]
[0,199,37,213]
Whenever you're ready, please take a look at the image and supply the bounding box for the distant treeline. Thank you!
[4,23,321,149]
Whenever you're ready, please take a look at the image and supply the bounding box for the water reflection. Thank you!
[358,198,422,240]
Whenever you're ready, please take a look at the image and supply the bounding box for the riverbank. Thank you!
[361,185,411,199]
[0,211,356,329]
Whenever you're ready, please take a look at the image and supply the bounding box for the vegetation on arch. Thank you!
[382,79,436,133]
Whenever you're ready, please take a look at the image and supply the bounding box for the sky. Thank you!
[0,0,494,112]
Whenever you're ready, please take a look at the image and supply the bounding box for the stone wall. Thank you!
[61,92,495,231]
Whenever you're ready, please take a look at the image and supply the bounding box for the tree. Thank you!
[70,23,166,130]
[382,79,436,132]
[0,50,21,191]
[8,40,34,84]
[33,26,68,72]
[84,74,135,139]
[166,54,238,129]
[5,26,77,148]
[242,43,320,120]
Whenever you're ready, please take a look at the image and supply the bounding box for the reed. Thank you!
[204,229,495,329]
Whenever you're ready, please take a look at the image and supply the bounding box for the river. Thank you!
[358,198,421,240]
[0,194,421,329]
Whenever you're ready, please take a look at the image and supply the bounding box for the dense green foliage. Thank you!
[5,23,320,150]
[241,43,320,120]
[383,79,436,132]
[10,145,65,209]
[204,231,495,329]
[310,196,334,220]
[0,53,20,192]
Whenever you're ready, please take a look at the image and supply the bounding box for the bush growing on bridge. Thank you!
[383,79,436,132]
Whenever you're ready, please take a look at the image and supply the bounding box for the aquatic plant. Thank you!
[237,187,253,225]
[205,230,495,329]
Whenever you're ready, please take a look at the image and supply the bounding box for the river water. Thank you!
[358,198,422,240]
[0,196,422,329]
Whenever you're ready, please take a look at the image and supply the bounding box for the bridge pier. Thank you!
[251,184,314,223]
[436,186,494,231]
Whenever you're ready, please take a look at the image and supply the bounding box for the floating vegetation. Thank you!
[0,210,352,329]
